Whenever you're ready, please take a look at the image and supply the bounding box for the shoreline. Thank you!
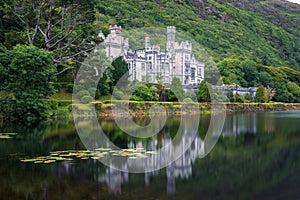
[53,101,300,119]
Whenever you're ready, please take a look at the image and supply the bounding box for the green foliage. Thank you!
[286,81,300,103]
[183,98,194,102]
[66,84,74,93]
[0,45,56,123]
[197,81,211,102]
[114,90,124,100]
[130,84,159,101]
[98,75,111,96]
[227,90,234,102]
[111,57,129,86]
[88,88,97,96]
[185,91,197,102]
[272,81,293,103]
[170,77,184,101]
[2,0,97,65]
[166,89,177,102]
[80,95,93,104]
[96,0,300,71]
[234,93,244,103]
[245,93,251,102]
[77,90,90,98]
[95,89,101,100]
[255,86,267,103]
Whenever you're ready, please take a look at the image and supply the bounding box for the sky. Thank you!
[287,0,300,4]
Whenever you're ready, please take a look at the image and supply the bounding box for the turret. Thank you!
[145,34,151,49]
[167,26,176,51]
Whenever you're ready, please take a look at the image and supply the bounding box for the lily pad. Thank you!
[43,160,56,164]
[0,135,13,139]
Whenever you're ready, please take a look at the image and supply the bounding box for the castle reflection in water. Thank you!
[60,113,260,195]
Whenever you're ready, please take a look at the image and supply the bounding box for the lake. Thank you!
[0,111,299,200]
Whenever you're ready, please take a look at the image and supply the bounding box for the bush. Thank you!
[114,90,124,100]
[80,95,94,104]
[183,98,193,102]
[66,83,74,93]
[74,84,84,92]
[129,95,144,101]
[245,93,251,101]
[255,86,267,103]
[52,83,61,91]
[234,94,244,103]
[185,91,197,101]
[88,88,97,96]
[95,89,101,99]
[48,100,58,110]
[57,100,73,107]
[77,90,90,98]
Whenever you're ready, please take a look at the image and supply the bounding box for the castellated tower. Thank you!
[145,35,151,49]
[103,26,204,86]
[167,26,176,51]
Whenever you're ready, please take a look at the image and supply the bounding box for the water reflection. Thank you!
[0,111,300,199]
[222,113,257,135]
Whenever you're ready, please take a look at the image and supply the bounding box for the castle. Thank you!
[99,25,205,86]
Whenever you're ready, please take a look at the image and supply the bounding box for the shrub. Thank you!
[80,95,94,104]
[88,88,97,96]
[255,86,267,103]
[129,95,144,101]
[48,100,58,110]
[77,90,90,98]
[114,90,124,100]
[57,100,73,107]
[183,98,193,102]
[185,91,197,101]
[95,89,101,99]
[66,83,74,93]
[234,94,244,103]
[74,84,84,92]
[245,93,251,101]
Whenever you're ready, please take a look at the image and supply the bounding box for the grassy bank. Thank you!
[50,99,300,119]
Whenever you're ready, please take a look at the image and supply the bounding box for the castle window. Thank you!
[147,62,152,70]
[198,68,202,76]
[142,63,145,71]
[191,68,195,81]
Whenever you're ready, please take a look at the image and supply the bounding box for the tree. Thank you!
[272,81,293,102]
[170,77,184,101]
[287,81,300,103]
[227,90,234,102]
[0,45,57,123]
[197,80,211,102]
[234,93,244,103]
[6,0,99,74]
[255,86,267,103]
[111,56,129,86]
[130,84,157,101]
[245,93,251,102]
[241,59,259,87]
[259,71,275,88]
[265,86,276,102]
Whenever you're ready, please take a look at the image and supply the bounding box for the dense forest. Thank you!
[0,0,300,123]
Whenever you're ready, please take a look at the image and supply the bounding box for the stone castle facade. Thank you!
[99,25,205,86]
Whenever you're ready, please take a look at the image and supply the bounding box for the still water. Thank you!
[0,111,299,200]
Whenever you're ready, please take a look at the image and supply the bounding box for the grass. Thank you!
[50,89,72,100]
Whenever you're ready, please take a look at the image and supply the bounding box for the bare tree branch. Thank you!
[54,67,76,76]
